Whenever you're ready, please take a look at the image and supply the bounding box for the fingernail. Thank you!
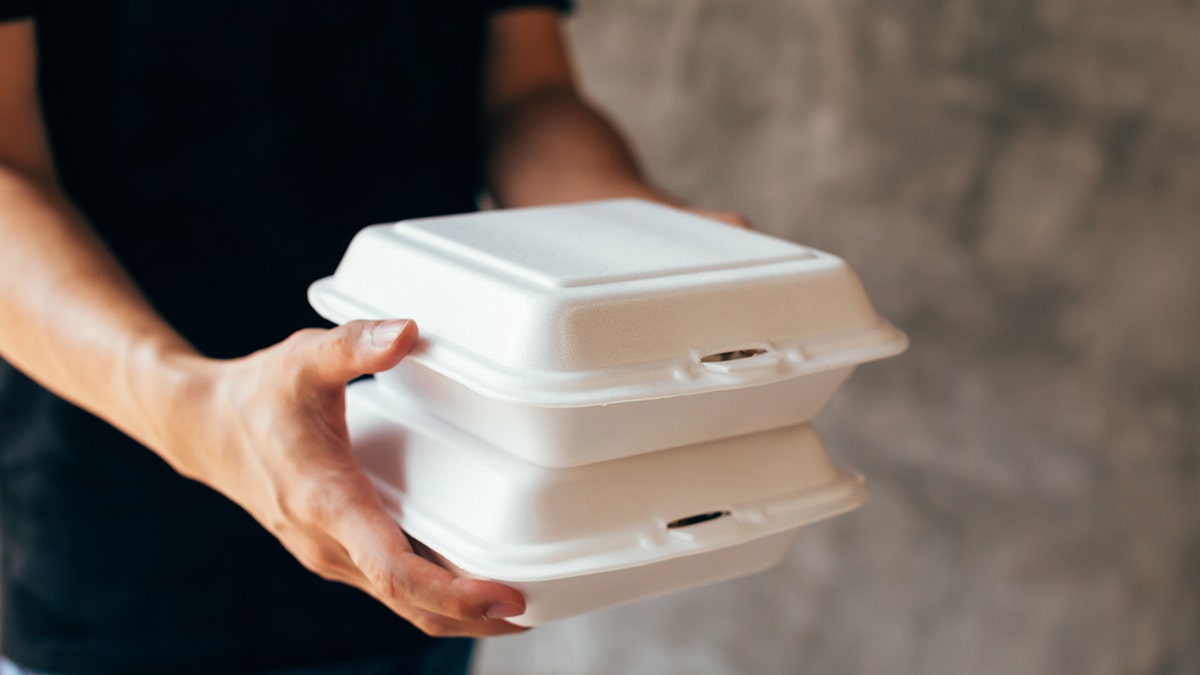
[485,602,524,619]
[371,320,410,349]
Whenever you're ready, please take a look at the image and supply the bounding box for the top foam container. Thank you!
[310,199,907,467]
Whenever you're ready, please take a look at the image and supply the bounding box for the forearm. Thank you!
[0,164,202,457]
[485,86,678,208]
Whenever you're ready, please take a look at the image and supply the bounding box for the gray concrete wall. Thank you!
[476,1,1200,673]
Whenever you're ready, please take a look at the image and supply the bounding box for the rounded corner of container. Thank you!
[306,277,341,324]
[361,219,402,235]
[839,467,869,509]
[307,277,388,326]
[882,322,911,358]
[852,318,911,364]
[805,246,849,268]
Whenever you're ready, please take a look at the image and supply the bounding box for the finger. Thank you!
[403,606,531,638]
[387,551,528,621]
[288,533,520,639]
[350,514,528,622]
[319,475,527,622]
[326,556,527,637]
[298,319,418,384]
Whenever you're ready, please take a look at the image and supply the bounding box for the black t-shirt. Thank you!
[0,2,564,673]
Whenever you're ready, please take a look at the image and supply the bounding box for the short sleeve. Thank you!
[483,0,572,15]
[0,0,33,22]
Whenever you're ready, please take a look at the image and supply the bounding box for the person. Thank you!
[0,2,746,674]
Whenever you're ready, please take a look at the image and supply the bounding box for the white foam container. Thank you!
[346,380,867,626]
[313,199,907,467]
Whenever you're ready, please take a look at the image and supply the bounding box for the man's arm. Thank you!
[484,8,749,226]
[0,18,525,638]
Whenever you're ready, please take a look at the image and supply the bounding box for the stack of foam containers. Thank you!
[309,199,907,625]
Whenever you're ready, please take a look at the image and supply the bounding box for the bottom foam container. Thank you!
[345,380,867,626]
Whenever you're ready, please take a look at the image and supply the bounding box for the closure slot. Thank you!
[666,511,730,529]
[700,349,767,363]
[696,345,779,374]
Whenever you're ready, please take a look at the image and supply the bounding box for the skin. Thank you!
[0,9,746,639]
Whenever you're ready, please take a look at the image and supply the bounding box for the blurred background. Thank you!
[477,1,1200,673]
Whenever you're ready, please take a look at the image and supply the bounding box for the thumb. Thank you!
[302,319,419,385]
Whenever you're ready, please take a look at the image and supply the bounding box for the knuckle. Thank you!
[303,476,365,528]
[441,596,475,621]
[365,565,405,602]
[313,568,342,583]
[411,618,437,637]
[279,482,347,536]
[279,345,314,381]
[294,546,339,578]
[309,562,344,583]
[308,547,344,574]
[295,483,329,522]
[280,328,326,375]
[275,484,319,525]
[289,327,325,343]
[280,328,322,358]
[331,323,365,351]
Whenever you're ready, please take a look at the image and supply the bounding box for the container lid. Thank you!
[347,381,866,582]
[312,199,907,407]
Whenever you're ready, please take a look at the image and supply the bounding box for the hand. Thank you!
[686,207,753,229]
[161,319,528,637]
[638,188,752,229]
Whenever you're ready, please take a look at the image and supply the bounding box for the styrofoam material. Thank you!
[313,199,907,467]
[346,381,866,626]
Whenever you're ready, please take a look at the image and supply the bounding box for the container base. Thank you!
[412,529,802,626]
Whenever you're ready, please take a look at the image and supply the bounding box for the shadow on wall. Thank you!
[478,1,1200,674]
